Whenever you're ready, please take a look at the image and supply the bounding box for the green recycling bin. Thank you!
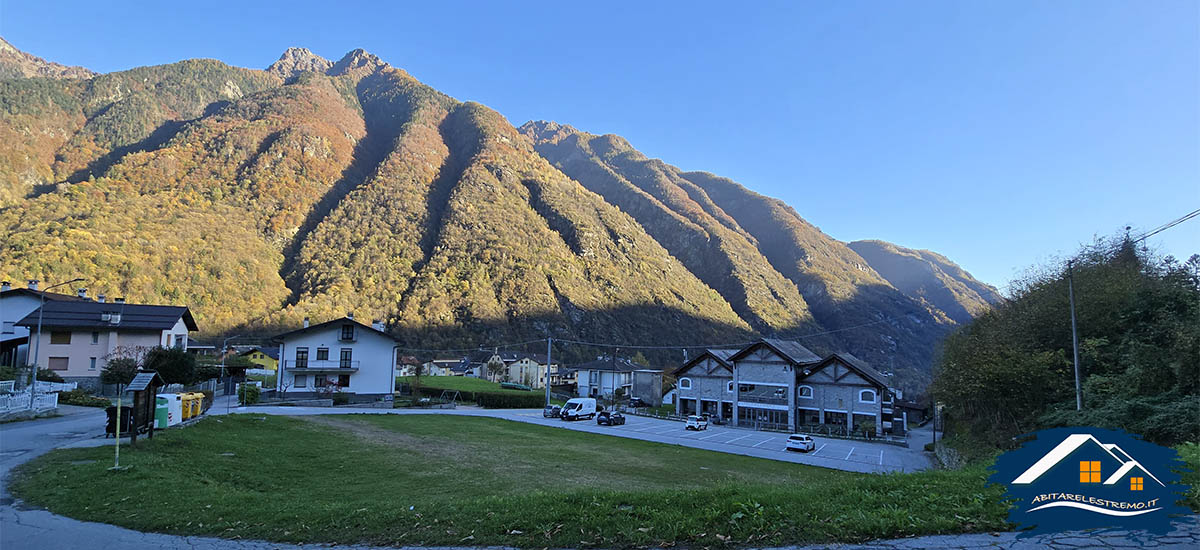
[155,395,169,429]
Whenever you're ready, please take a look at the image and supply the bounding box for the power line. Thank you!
[1134,208,1200,243]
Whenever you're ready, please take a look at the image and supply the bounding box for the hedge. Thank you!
[417,387,544,409]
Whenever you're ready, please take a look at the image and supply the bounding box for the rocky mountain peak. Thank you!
[0,35,96,79]
[265,47,333,79]
[328,48,386,76]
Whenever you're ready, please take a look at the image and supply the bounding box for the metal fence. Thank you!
[0,391,59,413]
[33,381,77,392]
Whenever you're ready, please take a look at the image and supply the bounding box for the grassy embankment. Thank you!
[8,414,1038,548]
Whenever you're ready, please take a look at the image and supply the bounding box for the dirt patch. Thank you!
[300,415,477,458]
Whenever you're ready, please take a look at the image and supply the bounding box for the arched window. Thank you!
[679,378,692,390]
[727,381,734,392]
[798,385,813,399]
[859,389,877,403]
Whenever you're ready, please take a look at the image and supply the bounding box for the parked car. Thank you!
[597,410,626,426]
[628,397,648,408]
[785,434,816,452]
[500,382,533,391]
[543,405,561,418]
[560,397,597,421]
[685,415,708,431]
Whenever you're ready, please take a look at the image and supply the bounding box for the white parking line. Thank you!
[698,431,727,440]
[751,437,776,448]
[724,433,756,445]
[846,447,855,460]
[879,450,884,465]
[812,443,827,455]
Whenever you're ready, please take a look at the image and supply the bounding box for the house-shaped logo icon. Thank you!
[989,427,1190,534]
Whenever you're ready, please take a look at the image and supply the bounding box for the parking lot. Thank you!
[500,410,932,473]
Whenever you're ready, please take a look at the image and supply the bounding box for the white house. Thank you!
[1,280,91,370]
[16,296,197,390]
[572,356,639,398]
[273,316,397,401]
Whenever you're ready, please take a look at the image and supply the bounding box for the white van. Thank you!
[560,397,597,421]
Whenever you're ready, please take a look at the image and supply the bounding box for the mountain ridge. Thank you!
[0,41,1001,390]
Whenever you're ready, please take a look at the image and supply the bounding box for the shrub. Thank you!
[331,393,351,406]
[0,365,18,381]
[475,391,543,409]
[36,368,65,383]
[238,384,261,405]
[59,388,110,408]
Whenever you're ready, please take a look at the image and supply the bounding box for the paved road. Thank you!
[3,401,1198,549]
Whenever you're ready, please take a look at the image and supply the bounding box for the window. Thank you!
[337,374,350,387]
[1079,461,1101,483]
[294,374,307,388]
[679,378,692,390]
[1,321,13,334]
[91,331,99,344]
[316,348,329,361]
[340,324,355,341]
[314,374,327,387]
[739,384,756,392]
[173,334,185,348]
[727,381,734,392]
[48,357,68,370]
[859,389,877,403]
[50,331,71,344]
[295,347,309,368]
[798,385,814,398]
[340,348,353,368]
[89,357,97,370]
[1131,477,1143,491]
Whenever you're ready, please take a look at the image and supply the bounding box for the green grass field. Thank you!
[10,414,1019,547]
[398,375,541,395]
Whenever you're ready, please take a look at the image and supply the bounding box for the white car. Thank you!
[685,415,708,431]
[785,434,815,452]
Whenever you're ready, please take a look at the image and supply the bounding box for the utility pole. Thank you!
[221,335,240,411]
[1067,260,1083,411]
[544,337,552,407]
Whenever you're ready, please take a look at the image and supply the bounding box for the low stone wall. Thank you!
[934,441,966,469]
[254,398,334,407]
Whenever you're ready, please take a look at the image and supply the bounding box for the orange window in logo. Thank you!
[1079,461,1101,483]
[1131,477,1143,491]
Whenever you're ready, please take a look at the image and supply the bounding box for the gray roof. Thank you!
[673,348,739,376]
[571,357,642,373]
[17,300,198,331]
[761,338,822,364]
[0,288,90,302]
[270,317,396,342]
[809,353,891,388]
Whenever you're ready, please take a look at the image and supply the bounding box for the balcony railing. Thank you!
[282,360,361,370]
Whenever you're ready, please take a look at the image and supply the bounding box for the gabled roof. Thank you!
[803,353,890,388]
[270,317,397,342]
[16,300,198,331]
[239,347,279,360]
[727,338,822,365]
[673,348,738,376]
[469,350,550,365]
[572,357,642,373]
[1011,434,1164,487]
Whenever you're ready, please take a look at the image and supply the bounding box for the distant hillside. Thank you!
[848,240,1003,324]
[0,40,1001,391]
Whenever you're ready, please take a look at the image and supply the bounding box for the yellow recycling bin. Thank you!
[180,393,196,420]
[187,392,204,418]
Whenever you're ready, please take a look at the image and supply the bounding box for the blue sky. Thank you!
[2,1,1196,290]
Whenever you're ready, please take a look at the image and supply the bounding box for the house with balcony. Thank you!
[272,316,397,401]
[16,297,197,390]
[672,338,897,436]
[470,350,556,388]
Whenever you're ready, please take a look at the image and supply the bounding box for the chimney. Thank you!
[372,319,385,331]
[347,312,354,320]
[303,317,310,328]
[114,297,125,304]
[77,288,87,299]
[97,294,106,303]
[28,280,38,290]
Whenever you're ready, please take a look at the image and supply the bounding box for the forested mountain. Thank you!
[848,240,1003,324]
[0,40,999,390]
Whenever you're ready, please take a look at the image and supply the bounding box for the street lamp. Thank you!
[29,278,85,407]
